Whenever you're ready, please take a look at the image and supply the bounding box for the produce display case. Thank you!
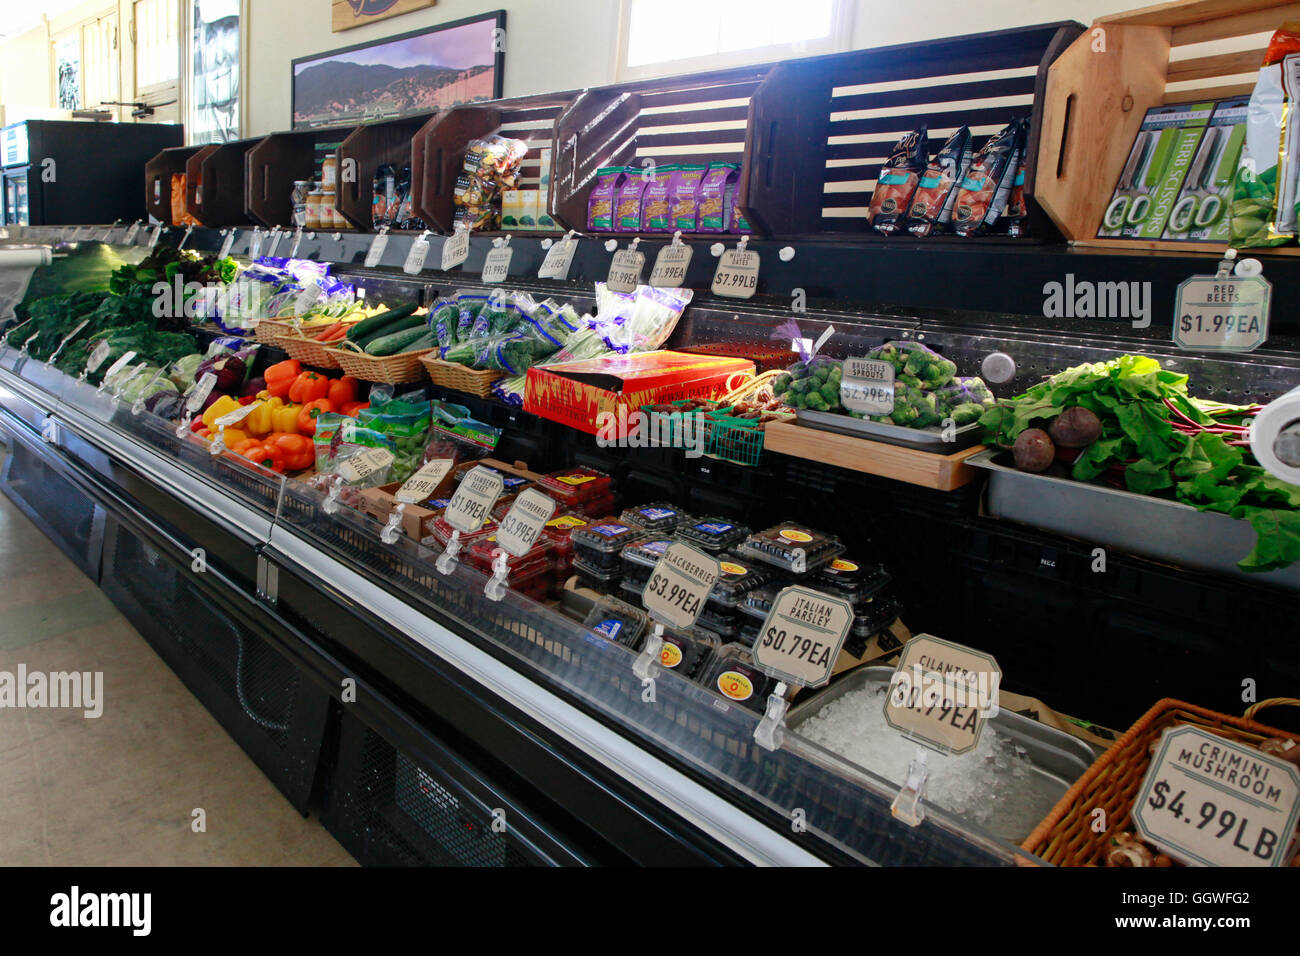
[412,93,576,234]
[144,145,205,225]
[1034,0,1295,254]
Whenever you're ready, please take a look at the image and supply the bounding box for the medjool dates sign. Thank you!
[753,586,854,688]
[885,635,1001,755]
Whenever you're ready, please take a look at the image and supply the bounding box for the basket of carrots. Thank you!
[274,320,350,370]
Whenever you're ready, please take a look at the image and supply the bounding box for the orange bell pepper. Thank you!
[268,432,315,472]
[340,400,369,417]
[289,370,330,404]
[238,441,286,473]
[264,359,302,399]
[297,398,334,436]
[327,375,359,408]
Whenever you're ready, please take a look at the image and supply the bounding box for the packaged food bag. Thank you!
[951,120,1024,237]
[906,126,971,237]
[698,163,740,232]
[869,127,927,234]
[588,166,626,231]
[616,168,652,231]
[640,164,677,232]
[668,164,707,231]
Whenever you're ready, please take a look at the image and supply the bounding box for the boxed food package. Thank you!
[501,189,527,230]
[1162,96,1248,242]
[524,351,755,435]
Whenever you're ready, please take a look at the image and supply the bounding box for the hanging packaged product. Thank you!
[868,127,928,234]
[951,120,1024,237]
[1230,25,1300,247]
[905,126,971,237]
[1096,103,1213,240]
[1163,96,1248,242]
[587,166,627,231]
[1004,158,1029,237]
[454,135,528,232]
[667,164,706,232]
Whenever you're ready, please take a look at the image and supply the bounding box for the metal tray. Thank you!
[788,666,1097,844]
[968,448,1300,589]
[795,408,983,451]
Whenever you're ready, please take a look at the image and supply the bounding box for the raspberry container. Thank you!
[465,534,556,579]
[703,643,776,714]
[619,501,692,533]
[674,517,751,554]
[429,514,499,548]
[736,522,844,574]
[572,519,646,572]
[582,595,649,650]
[538,466,614,510]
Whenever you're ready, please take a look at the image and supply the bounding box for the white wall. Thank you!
[245,0,1146,137]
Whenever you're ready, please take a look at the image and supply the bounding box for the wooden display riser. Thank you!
[763,421,986,490]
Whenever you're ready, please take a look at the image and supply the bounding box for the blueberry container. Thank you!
[619,501,692,533]
[736,522,844,574]
[655,626,720,682]
[703,644,776,713]
[572,555,625,592]
[675,517,751,554]
[572,520,647,572]
[582,595,649,650]
[813,557,892,605]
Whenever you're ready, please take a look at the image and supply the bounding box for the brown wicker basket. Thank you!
[254,318,293,343]
[1022,698,1299,867]
[274,329,344,370]
[420,356,504,397]
[327,341,435,385]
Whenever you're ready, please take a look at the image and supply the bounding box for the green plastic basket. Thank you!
[639,401,732,451]
[706,413,766,466]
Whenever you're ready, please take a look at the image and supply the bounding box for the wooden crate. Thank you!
[743,22,1083,240]
[551,66,772,236]
[1035,0,1300,254]
[144,146,203,225]
[186,138,259,228]
[244,127,356,228]
[763,422,985,491]
[412,93,576,234]
[336,115,435,231]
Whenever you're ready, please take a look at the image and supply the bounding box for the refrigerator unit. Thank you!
[1,120,183,226]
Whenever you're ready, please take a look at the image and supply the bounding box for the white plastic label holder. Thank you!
[632,622,665,680]
[890,749,931,828]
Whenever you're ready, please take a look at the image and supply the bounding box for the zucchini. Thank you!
[365,325,435,356]
[346,301,421,342]
[354,314,427,349]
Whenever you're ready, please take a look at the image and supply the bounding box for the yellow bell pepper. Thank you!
[271,401,302,434]
[245,399,274,437]
[213,426,249,447]
[201,395,242,431]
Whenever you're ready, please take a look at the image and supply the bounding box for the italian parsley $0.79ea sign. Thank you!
[753,586,854,688]
[642,543,720,630]
[1133,724,1300,867]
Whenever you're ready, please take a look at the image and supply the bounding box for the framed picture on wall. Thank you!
[333,0,438,33]
[291,10,505,131]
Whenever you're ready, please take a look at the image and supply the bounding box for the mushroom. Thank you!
[1259,737,1300,766]
[1108,832,1155,867]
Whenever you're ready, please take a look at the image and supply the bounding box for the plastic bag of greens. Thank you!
[933,375,994,411]
[455,289,491,341]
[355,387,431,482]
[312,413,399,485]
[864,340,957,389]
[429,297,461,357]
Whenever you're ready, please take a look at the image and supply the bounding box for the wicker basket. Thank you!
[1022,698,1300,867]
[274,329,344,370]
[420,356,504,397]
[327,341,435,385]
[254,318,293,343]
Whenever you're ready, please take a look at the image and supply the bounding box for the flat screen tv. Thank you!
[291,10,505,130]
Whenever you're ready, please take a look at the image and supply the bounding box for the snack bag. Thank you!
[698,163,740,232]
[668,164,707,231]
[1230,24,1300,246]
[615,168,651,231]
[869,127,927,234]
[641,164,677,232]
[951,120,1023,237]
[906,126,971,237]
[588,166,626,231]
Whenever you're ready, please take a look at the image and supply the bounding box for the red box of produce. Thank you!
[524,351,754,435]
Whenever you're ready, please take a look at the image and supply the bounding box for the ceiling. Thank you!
[0,1,100,41]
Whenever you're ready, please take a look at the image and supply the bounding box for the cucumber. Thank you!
[346,301,421,342]
[354,314,427,349]
[365,325,435,356]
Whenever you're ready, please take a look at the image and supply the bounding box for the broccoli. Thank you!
[949,402,985,426]
[903,345,957,389]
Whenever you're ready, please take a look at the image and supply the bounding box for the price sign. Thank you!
[293,281,322,317]
[650,243,693,288]
[248,229,264,260]
[538,237,577,280]
[124,221,142,244]
[214,401,258,429]
[219,229,237,260]
[84,340,112,376]
[711,248,760,299]
[404,234,432,275]
[148,224,163,248]
[606,248,645,294]
[364,230,390,268]
[444,465,504,534]
[185,372,218,413]
[266,227,285,258]
[841,357,895,416]
[753,586,854,688]
[441,229,470,271]
[1133,725,1300,867]
[642,543,720,630]
[336,447,394,485]
[884,635,1001,755]
[48,319,89,363]
[101,350,138,384]
[1174,275,1271,352]
[496,488,558,558]
[395,458,454,505]
[482,245,513,283]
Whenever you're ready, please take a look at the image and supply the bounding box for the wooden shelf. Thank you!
[763,421,986,490]
[1070,238,1300,257]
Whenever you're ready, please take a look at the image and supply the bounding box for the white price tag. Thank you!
[403,235,432,275]
[1132,725,1300,867]
[186,372,219,413]
[294,282,322,316]
[365,230,390,268]
[266,227,284,258]
[178,224,194,250]
[337,447,395,485]
[482,246,513,283]
[642,543,720,630]
[395,458,454,505]
[445,465,504,534]
[85,340,112,375]
[711,248,760,299]
[496,489,558,558]
[148,224,163,248]
[752,585,854,689]
[441,229,470,271]
[538,237,577,280]
[289,226,304,259]
[124,221,142,244]
[1174,275,1271,352]
[841,358,895,416]
[884,635,1002,755]
[214,401,258,429]
[249,229,264,259]
[48,319,89,362]
[219,229,237,259]
[101,350,138,383]
[650,243,693,288]
[607,248,646,294]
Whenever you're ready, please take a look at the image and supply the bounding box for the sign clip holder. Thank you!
[632,622,665,680]
[436,530,463,575]
[485,549,511,602]
[890,748,931,827]
[380,503,407,545]
[753,681,790,751]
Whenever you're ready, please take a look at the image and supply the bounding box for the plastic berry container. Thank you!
[738,583,782,622]
[582,595,649,650]
[736,522,844,574]
[509,563,555,602]
[572,520,646,571]
[675,517,751,554]
[696,604,740,639]
[453,461,501,483]
[620,536,673,579]
[812,557,892,605]
[538,466,614,509]
[703,643,776,713]
[465,534,555,578]
[430,514,499,548]
[852,590,902,637]
[655,626,720,682]
[619,501,691,533]
[576,493,618,518]
[708,553,777,610]
[572,555,625,592]
[736,617,763,648]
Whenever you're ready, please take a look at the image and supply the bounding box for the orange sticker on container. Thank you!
[779,529,813,543]
[830,559,859,572]
[719,562,747,576]
[660,642,684,669]
[717,671,754,701]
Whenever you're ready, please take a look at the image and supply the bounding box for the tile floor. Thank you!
[0,479,355,866]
